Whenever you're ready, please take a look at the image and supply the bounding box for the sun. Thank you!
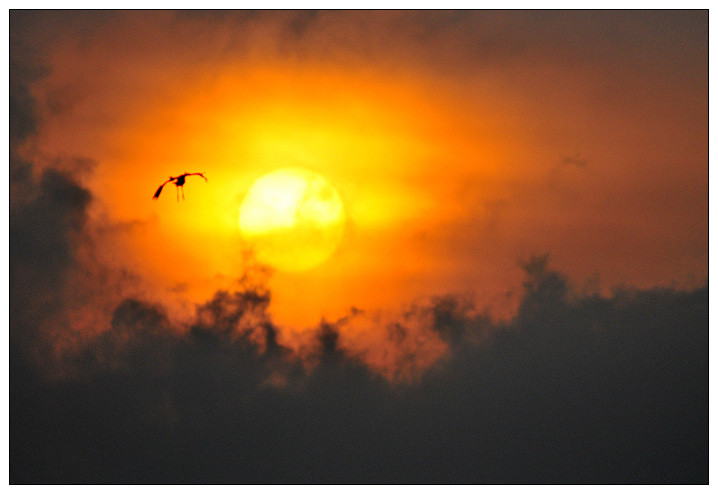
[239,167,346,272]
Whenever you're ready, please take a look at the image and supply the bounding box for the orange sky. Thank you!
[18,11,708,354]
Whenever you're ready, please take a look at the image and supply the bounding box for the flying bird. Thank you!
[153,172,207,201]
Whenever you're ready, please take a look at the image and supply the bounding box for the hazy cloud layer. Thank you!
[10,10,707,317]
[9,128,708,482]
[8,131,708,482]
[10,11,708,484]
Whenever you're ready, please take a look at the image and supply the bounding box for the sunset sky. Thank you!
[10,10,708,484]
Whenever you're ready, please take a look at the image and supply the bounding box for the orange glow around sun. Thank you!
[47,63,511,330]
[14,11,708,384]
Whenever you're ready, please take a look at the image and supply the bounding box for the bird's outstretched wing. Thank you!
[187,172,208,182]
[152,178,174,200]
[152,184,165,200]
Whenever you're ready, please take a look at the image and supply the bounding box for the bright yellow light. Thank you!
[239,167,345,272]
[77,64,510,328]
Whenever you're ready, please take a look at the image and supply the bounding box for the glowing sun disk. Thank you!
[239,167,345,272]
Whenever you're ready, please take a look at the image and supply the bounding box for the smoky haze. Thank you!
[9,10,708,484]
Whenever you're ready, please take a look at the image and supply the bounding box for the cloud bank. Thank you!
[11,254,708,483]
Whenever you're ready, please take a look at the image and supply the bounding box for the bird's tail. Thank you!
[152,184,164,199]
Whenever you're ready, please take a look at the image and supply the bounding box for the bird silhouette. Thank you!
[153,172,207,201]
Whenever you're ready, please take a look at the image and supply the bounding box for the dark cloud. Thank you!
[9,15,124,383]
[9,57,45,147]
[9,11,48,147]
[9,162,94,368]
[10,257,708,483]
